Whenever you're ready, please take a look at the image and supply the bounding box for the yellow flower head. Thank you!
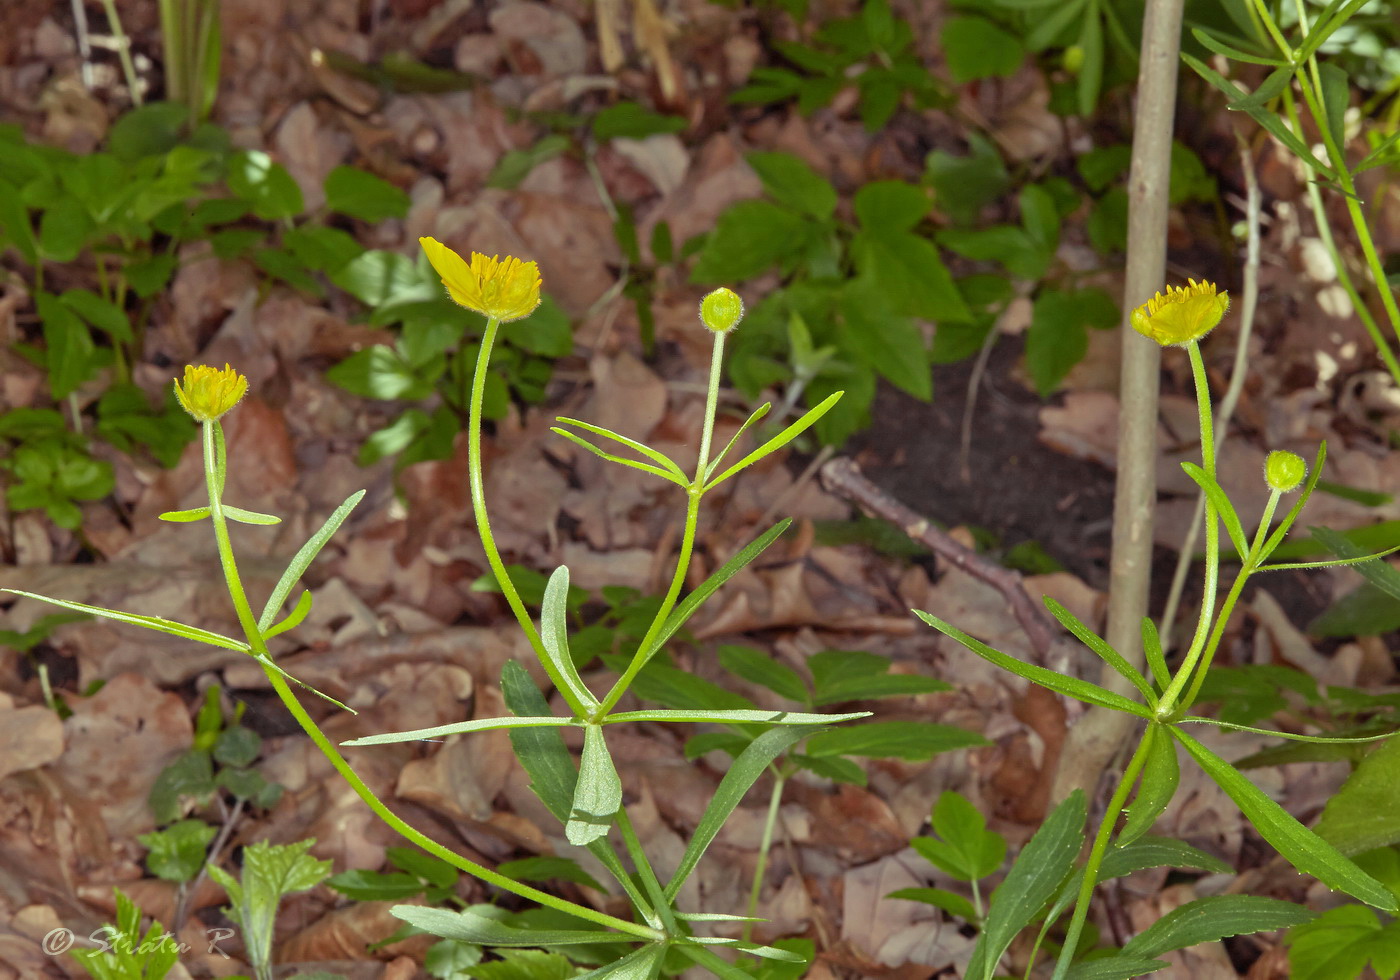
[1130,279,1229,347]
[420,237,542,322]
[174,364,248,422]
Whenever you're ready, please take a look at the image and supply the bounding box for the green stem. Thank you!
[199,422,659,941]
[467,318,591,719]
[595,330,727,717]
[1177,489,1283,711]
[743,768,787,942]
[1157,342,1219,712]
[1049,730,1154,980]
[99,0,143,106]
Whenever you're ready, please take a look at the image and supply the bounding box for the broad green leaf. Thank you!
[808,648,951,704]
[717,645,809,702]
[0,177,37,263]
[59,288,132,343]
[1309,581,1400,637]
[1043,597,1155,705]
[1025,289,1089,396]
[886,886,978,921]
[326,344,432,400]
[138,818,217,883]
[1284,904,1400,980]
[2,590,249,652]
[1180,461,1250,560]
[591,103,687,142]
[571,944,665,980]
[326,869,426,901]
[838,280,932,399]
[1119,724,1179,846]
[501,660,578,822]
[38,197,92,262]
[324,165,410,221]
[227,149,304,220]
[392,904,622,946]
[261,589,312,641]
[913,790,1007,882]
[1314,736,1400,855]
[849,230,970,324]
[803,721,988,760]
[1061,956,1170,980]
[1120,894,1313,958]
[540,566,599,713]
[605,708,865,726]
[914,610,1154,719]
[36,292,95,400]
[852,180,930,232]
[665,726,810,899]
[341,715,572,747]
[257,489,365,632]
[703,392,842,490]
[1172,726,1397,910]
[1100,836,1232,878]
[942,16,1024,82]
[567,724,622,846]
[965,790,1086,980]
[745,152,837,219]
[690,200,812,283]
[330,249,436,308]
[212,839,331,971]
[1310,526,1400,601]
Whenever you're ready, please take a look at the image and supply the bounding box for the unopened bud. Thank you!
[700,288,744,334]
[1264,450,1306,492]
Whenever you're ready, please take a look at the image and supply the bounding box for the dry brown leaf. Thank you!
[0,700,64,783]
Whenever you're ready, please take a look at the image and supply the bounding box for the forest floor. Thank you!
[2,0,1400,978]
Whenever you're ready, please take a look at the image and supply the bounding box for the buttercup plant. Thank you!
[5,244,857,977]
[915,280,1400,978]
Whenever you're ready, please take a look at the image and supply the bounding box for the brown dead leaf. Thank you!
[277,899,432,965]
[51,674,192,840]
[0,699,64,783]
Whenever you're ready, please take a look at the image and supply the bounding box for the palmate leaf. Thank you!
[1043,597,1156,706]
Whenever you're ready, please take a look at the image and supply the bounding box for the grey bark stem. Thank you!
[1050,0,1185,803]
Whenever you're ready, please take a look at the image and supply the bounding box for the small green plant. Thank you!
[729,0,947,130]
[913,279,1399,978]
[7,251,864,976]
[71,888,182,980]
[208,839,333,980]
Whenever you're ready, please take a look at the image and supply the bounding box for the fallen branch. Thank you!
[818,455,1058,663]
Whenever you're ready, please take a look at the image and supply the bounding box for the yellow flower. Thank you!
[1129,279,1229,346]
[420,237,542,322]
[174,364,248,422]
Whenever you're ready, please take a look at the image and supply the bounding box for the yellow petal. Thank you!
[1129,279,1230,347]
[420,237,542,322]
[174,364,249,422]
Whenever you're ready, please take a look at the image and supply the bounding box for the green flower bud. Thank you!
[1264,450,1306,493]
[700,288,744,334]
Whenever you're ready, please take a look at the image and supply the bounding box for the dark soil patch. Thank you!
[849,337,1118,589]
